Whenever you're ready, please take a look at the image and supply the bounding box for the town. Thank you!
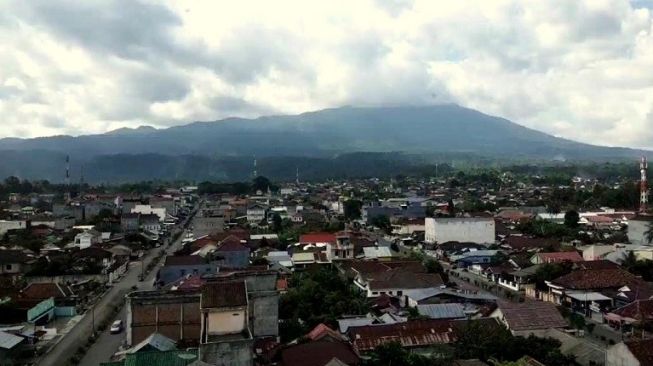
[0,159,651,366]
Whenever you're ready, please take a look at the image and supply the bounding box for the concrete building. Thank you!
[425,217,495,244]
[0,220,26,235]
[628,217,653,246]
[193,216,225,238]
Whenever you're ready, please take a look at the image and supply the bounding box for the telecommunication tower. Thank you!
[641,156,648,213]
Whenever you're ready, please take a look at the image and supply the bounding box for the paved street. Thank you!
[37,207,197,366]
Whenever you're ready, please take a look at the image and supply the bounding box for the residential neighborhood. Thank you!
[0,164,653,366]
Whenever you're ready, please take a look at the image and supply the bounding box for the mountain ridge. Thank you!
[0,104,649,182]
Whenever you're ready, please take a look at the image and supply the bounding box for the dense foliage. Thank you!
[279,267,369,341]
[454,321,575,365]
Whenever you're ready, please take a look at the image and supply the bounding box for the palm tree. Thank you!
[644,221,653,244]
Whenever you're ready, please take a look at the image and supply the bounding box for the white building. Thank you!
[74,231,100,249]
[425,217,495,244]
[628,217,652,246]
[0,220,26,235]
[246,204,267,224]
[131,205,166,221]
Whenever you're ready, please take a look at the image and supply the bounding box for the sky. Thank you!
[1,0,653,149]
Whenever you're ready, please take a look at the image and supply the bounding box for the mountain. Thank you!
[0,104,649,182]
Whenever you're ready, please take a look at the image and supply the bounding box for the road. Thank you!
[38,207,197,366]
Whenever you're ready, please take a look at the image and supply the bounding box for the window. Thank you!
[372,292,378,295]
[397,290,403,296]
[5,264,12,270]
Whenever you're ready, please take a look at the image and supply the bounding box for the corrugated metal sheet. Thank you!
[417,303,466,319]
[0,331,23,350]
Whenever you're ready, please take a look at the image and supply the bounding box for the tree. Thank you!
[343,199,362,221]
[252,176,272,193]
[271,213,283,233]
[564,210,580,228]
[370,215,392,234]
[533,262,573,290]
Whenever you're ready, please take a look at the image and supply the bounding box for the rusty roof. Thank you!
[348,319,455,352]
[200,281,247,309]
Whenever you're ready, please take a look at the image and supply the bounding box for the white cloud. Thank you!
[0,0,652,149]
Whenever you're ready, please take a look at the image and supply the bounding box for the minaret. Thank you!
[296,166,300,185]
[641,156,648,213]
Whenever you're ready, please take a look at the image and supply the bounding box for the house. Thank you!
[132,204,166,221]
[247,204,267,224]
[606,338,653,366]
[490,301,567,336]
[20,283,78,319]
[0,220,27,236]
[450,250,500,267]
[0,250,31,280]
[434,242,486,260]
[530,251,583,265]
[604,299,653,332]
[157,256,219,285]
[425,217,495,244]
[212,236,250,268]
[101,350,201,366]
[362,246,393,261]
[280,340,361,366]
[354,268,444,298]
[120,213,140,233]
[200,281,250,343]
[347,319,455,353]
[74,230,101,249]
[416,303,467,320]
[545,268,652,312]
[193,215,225,238]
[140,214,162,235]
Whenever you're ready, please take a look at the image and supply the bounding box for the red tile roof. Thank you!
[299,233,337,244]
[496,301,567,331]
[610,299,653,321]
[624,338,653,365]
[200,281,247,309]
[21,283,75,300]
[306,323,344,342]
[216,236,249,252]
[349,319,455,352]
[281,340,360,366]
[551,268,650,291]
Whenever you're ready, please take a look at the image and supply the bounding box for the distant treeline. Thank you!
[0,151,644,186]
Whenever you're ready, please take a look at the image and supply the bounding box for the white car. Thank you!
[110,320,123,334]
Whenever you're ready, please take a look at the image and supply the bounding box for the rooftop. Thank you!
[200,281,247,309]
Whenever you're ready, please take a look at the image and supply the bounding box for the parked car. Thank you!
[110,320,123,334]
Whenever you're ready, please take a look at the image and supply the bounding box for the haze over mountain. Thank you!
[0,105,649,183]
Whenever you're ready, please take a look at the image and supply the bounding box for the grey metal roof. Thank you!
[337,317,375,333]
[417,303,466,319]
[0,331,23,350]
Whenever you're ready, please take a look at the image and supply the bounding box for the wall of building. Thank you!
[193,216,225,238]
[425,218,495,244]
[250,292,279,337]
[127,293,201,346]
[628,220,651,246]
[207,309,246,335]
[0,220,26,235]
[606,342,640,366]
[199,339,254,366]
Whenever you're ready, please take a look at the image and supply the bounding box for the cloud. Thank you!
[0,0,652,149]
